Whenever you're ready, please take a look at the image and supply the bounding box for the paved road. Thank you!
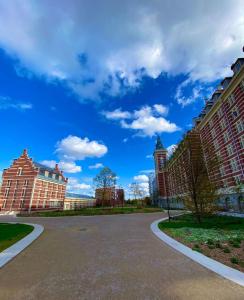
[0,212,244,300]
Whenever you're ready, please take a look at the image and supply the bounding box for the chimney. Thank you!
[23,149,28,156]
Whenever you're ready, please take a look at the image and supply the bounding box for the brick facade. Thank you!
[0,149,68,212]
[152,55,244,211]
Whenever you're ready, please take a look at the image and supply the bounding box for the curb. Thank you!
[0,222,44,268]
[151,217,244,287]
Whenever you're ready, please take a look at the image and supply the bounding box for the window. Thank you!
[232,106,239,119]
[234,175,241,185]
[44,171,49,177]
[4,188,10,198]
[236,119,244,133]
[223,179,228,188]
[218,107,223,118]
[24,180,28,186]
[213,139,219,150]
[6,180,11,187]
[21,188,26,198]
[209,119,214,128]
[227,144,234,156]
[220,119,227,130]
[17,167,23,176]
[240,136,244,149]
[228,94,235,106]
[219,165,225,177]
[211,128,217,138]
[240,80,244,91]
[230,158,239,172]
[224,131,230,143]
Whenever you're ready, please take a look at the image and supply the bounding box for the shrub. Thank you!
[207,239,214,245]
[230,257,239,264]
[232,242,241,248]
[215,241,223,249]
[208,244,215,249]
[223,247,231,253]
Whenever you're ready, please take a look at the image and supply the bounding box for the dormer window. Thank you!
[44,170,49,177]
[228,94,235,107]
[17,168,23,176]
[52,173,56,179]
[59,175,62,181]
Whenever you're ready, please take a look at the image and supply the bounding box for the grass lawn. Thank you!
[159,214,244,272]
[0,223,34,252]
[21,206,164,217]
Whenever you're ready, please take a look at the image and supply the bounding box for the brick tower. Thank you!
[154,136,168,202]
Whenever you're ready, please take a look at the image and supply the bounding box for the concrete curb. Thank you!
[151,217,244,287]
[0,222,44,268]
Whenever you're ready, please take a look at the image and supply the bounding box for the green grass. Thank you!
[158,214,244,244]
[21,206,164,217]
[0,223,34,252]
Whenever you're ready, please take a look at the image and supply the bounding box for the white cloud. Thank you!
[104,105,180,137]
[0,96,32,110]
[153,104,168,116]
[40,160,82,173]
[0,1,243,100]
[121,106,180,136]
[102,108,132,120]
[140,169,154,174]
[88,163,104,169]
[133,174,149,182]
[166,144,177,158]
[56,135,108,160]
[67,177,92,193]
[146,154,153,159]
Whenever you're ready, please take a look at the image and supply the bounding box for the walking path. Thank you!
[0,212,243,299]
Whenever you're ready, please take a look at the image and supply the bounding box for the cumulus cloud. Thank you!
[103,105,179,136]
[133,174,149,182]
[67,177,92,193]
[102,108,131,120]
[166,144,177,158]
[40,160,82,173]
[88,163,104,169]
[56,135,108,160]
[0,96,32,110]
[0,1,243,101]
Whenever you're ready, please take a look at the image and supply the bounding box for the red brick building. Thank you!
[152,54,244,211]
[95,187,125,206]
[0,149,68,212]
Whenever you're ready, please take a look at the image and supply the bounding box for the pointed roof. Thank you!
[155,135,165,150]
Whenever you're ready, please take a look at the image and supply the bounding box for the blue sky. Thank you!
[0,0,243,197]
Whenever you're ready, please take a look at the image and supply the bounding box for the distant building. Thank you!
[64,193,96,210]
[0,149,68,212]
[95,187,125,206]
[151,53,244,212]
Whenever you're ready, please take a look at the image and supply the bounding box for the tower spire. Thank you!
[155,135,164,150]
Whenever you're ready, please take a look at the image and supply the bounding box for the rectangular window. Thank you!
[218,107,223,118]
[227,144,234,156]
[223,179,228,188]
[4,188,10,198]
[234,175,241,185]
[240,80,244,91]
[224,131,230,143]
[213,139,219,150]
[240,136,244,149]
[211,128,217,138]
[230,158,239,172]
[24,180,28,186]
[21,188,26,198]
[17,167,23,176]
[219,165,225,177]
[6,180,11,187]
[44,171,49,177]
[209,119,214,128]
[228,94,235,106]
[220,119,227,130]
[236,119,244,133]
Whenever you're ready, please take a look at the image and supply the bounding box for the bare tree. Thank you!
[169,131,220,223]
[129,182,145,206]
[93,167,117,207]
